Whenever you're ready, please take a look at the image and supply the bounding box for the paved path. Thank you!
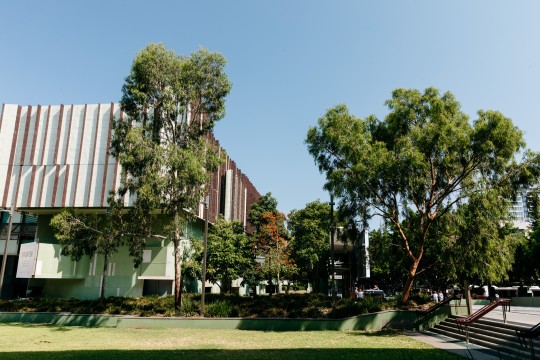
[473,304,540,326]
[406,331,503,360]
[408,305,540,359]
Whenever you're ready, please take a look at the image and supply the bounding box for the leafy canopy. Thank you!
[288,200,331,288]
[206,218,254,292]
[306,87,527,302]
[110,43,231,307]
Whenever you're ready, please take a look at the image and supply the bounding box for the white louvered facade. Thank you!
[0,103,260,224]
[1,103,129,209]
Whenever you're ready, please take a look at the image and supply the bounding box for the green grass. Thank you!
[0,323,460,360]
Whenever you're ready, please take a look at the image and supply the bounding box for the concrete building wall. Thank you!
[0,102,262,299]
[0,103,124,209]
[0,103,260,225]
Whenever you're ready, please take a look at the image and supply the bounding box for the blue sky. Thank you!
[1,1,539,218]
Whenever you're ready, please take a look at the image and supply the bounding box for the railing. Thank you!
[516,322,540,359]
[416,295,461,316]
[455,298,512,343]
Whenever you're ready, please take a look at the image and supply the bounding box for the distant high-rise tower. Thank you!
[510,190,530,222]
[510,189,532,230]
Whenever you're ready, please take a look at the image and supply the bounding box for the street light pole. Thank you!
[0,202,15,298]
[329,194,336,308]
[200,195,209,316]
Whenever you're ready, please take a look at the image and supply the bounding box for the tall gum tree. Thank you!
[110,43,231,308]
[287,200,331,292]
[206,218,253,293]
[306,87,528,303]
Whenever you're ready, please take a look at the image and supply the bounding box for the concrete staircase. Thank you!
[427,316,540,359]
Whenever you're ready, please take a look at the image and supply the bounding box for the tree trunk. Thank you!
[100,254,108,299]
[464,280,472,315]
[173,212,183,309]
[401,257,421,304]
[313,263,319,293]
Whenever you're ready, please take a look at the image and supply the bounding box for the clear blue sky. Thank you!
[1,1,539,217]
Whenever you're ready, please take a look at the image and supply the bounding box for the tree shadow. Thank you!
[0,348,461,360]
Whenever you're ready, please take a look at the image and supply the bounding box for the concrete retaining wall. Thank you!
[0,304,465,331]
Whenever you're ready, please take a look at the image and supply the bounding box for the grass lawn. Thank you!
[0,323,460,359]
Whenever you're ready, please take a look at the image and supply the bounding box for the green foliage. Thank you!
[287,200,331,291]
[0,293,399,319]
[306,87,529,303]
[247,194,296,291]
[368,228,407,293]
[181,238,203,284]
[331,297,393,318]
[49,199,127,298]
[248,192,279,232]
[178,297,199,316]
[512,191,540,283]
[206,218,254,292]
[252,212,296,290]
[408,292,432,306]
[109,43,231,307]
[50,204,123,261]
[205,299,236,317]
[445,189,525,284]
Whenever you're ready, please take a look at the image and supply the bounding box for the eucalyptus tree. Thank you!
[206,218,253,293]
[287,200,331,292]
[110,43,231,307]
[306,87,527,303]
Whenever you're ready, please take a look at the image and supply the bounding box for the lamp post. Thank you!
[329,194,336,308]
[0,202,15,298]
[200,195,209,316]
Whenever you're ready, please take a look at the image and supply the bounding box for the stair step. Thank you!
[424,330,531,360]
[447,317,540,348]
[429,316,540,359]
[429,327,534,359]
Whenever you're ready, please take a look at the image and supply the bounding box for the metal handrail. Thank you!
[455,298,512,343]
[516,322,540,359]
[416,295,461,316]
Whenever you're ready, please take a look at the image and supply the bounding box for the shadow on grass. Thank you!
[0,348,461,360]
[7,323,73,331]
[345,329,401,337]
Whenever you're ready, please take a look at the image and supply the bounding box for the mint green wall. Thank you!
[37,215,59,244]
[29,213,205,300]
[35,243,90,278]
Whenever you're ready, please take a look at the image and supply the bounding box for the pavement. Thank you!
[407,304,540,359]
[475,304,540,326]
[406,330,503,360]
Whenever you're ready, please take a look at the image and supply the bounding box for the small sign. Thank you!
[16,242,39,278]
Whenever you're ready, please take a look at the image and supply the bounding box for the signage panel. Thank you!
[16,242,38,278]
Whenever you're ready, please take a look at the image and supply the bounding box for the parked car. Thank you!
[364,289,386,298]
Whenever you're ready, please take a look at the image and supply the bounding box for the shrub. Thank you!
[179,297,199,317]
[205,299,235,317]
[330,297,391,318]
[408,292,431,306]
[0,292,407,318]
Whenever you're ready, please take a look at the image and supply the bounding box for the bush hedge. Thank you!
[0,293,399,319]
